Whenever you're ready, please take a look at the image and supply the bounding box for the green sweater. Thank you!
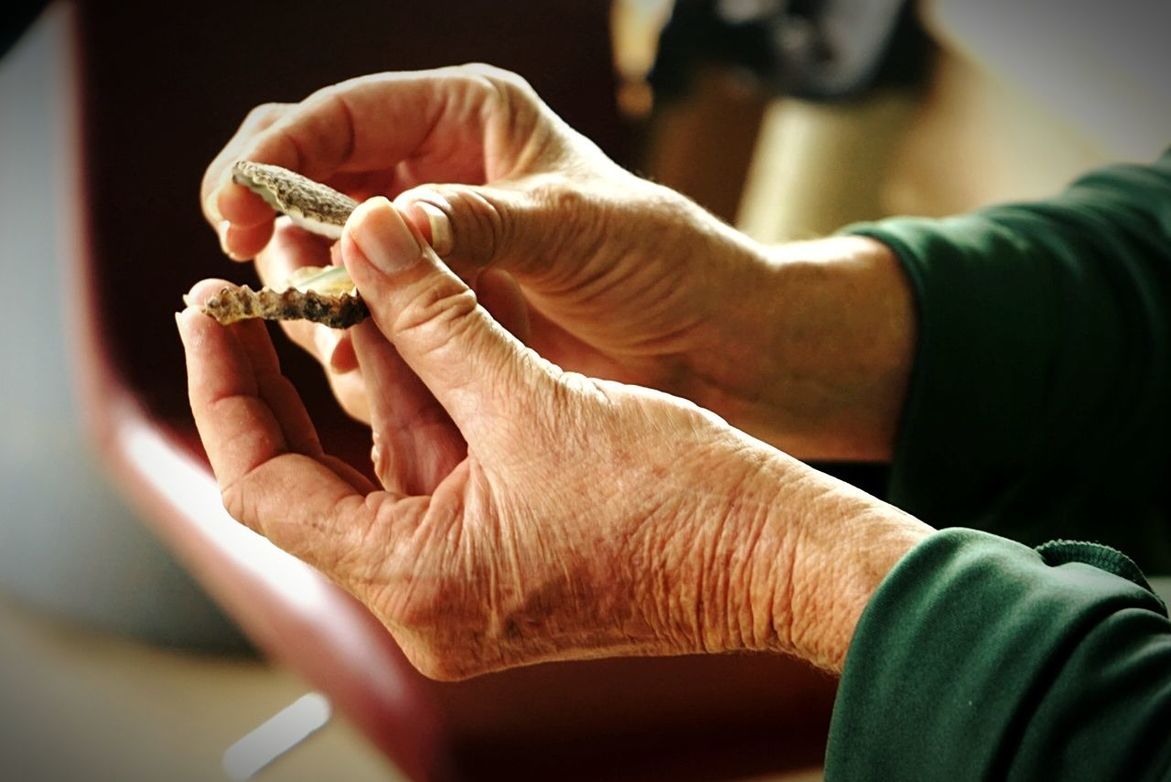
[826,151,1171,779]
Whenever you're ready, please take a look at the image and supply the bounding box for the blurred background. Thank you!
[1,0,1168,780]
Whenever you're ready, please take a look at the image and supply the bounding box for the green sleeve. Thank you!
[825,529,1171,781]
[845,151,1171,571]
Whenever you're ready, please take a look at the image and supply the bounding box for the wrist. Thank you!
[717,443,933,670]
[633,428,796,657]
[778,463,933,670]
[638,424,931,668]
[716,236,917,461]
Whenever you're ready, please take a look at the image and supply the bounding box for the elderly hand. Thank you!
[201,65,915,461]
[179,197,931,678]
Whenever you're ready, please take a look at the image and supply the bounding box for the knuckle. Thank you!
[531,176,585,214]
[243,101,288,128]
[528,179,607,275]
[393,279,479,347]
[459,62,530,92]
[456,63,539,119]
[444,187,508,266]
[220,480,253,531]
[303,82,340,104]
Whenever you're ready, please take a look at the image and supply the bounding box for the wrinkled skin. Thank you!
[186,65,930,678]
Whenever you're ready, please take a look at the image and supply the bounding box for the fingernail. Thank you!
[219,220,251,261]
[217,220,233,256]
[349,197,423,274]
[175,308,196,337]
[416,201,453,256]
[205,190,224,225]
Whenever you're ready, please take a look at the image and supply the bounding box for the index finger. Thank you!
[177,287,381,568]
[200,101,290,229]
[202,65,544,259]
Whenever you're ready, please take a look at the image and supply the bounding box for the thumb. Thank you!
[341,197,551,439]
[394,181,577,280]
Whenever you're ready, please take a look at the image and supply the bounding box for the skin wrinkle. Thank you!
[794,488,898,669]
[220,456,325,552]
[646,512,683,646]
[355,247,527,439]
[478,72,552,180]
[255,373,322,454]
[771,487,822,664]
[466,322,552,427]
[632,513,674,644]
[378,552,454,634]
[466,473,507,643]
[568,251,657,321]
[390,285,480,351]
[599,491,674,636]
[472,71,517,167]
[200,372,264,414]
[506,554,572,642]
[740,453,798,652]
[395,128,468,196]
[212,316,325,457]
[546,199,619,296]
[355,494,430,604]
[695,488,732,653]
[457,187,512,269]
[487,182,599,290]
[325,88,359,174]
[533,188,706,362]
[411,83,450,172]
[769,522,799,656]
[315,453,375,495]
[493,499,535,640]
[716,451,804,653]
[490,184,537,271]
[727,477,775,651]
[418,74,494,184]
[279,128,311,184]
[711,444,777,655]
[264,89,348,182]
[645,484,707,650]
[669,437,740,650]
[205,397,287,471]
[337,494,403,584]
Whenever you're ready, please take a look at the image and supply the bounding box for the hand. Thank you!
[179,197,932,677]
[201,65,916,461]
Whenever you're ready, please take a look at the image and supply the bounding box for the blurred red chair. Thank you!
[62,1,837,778]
